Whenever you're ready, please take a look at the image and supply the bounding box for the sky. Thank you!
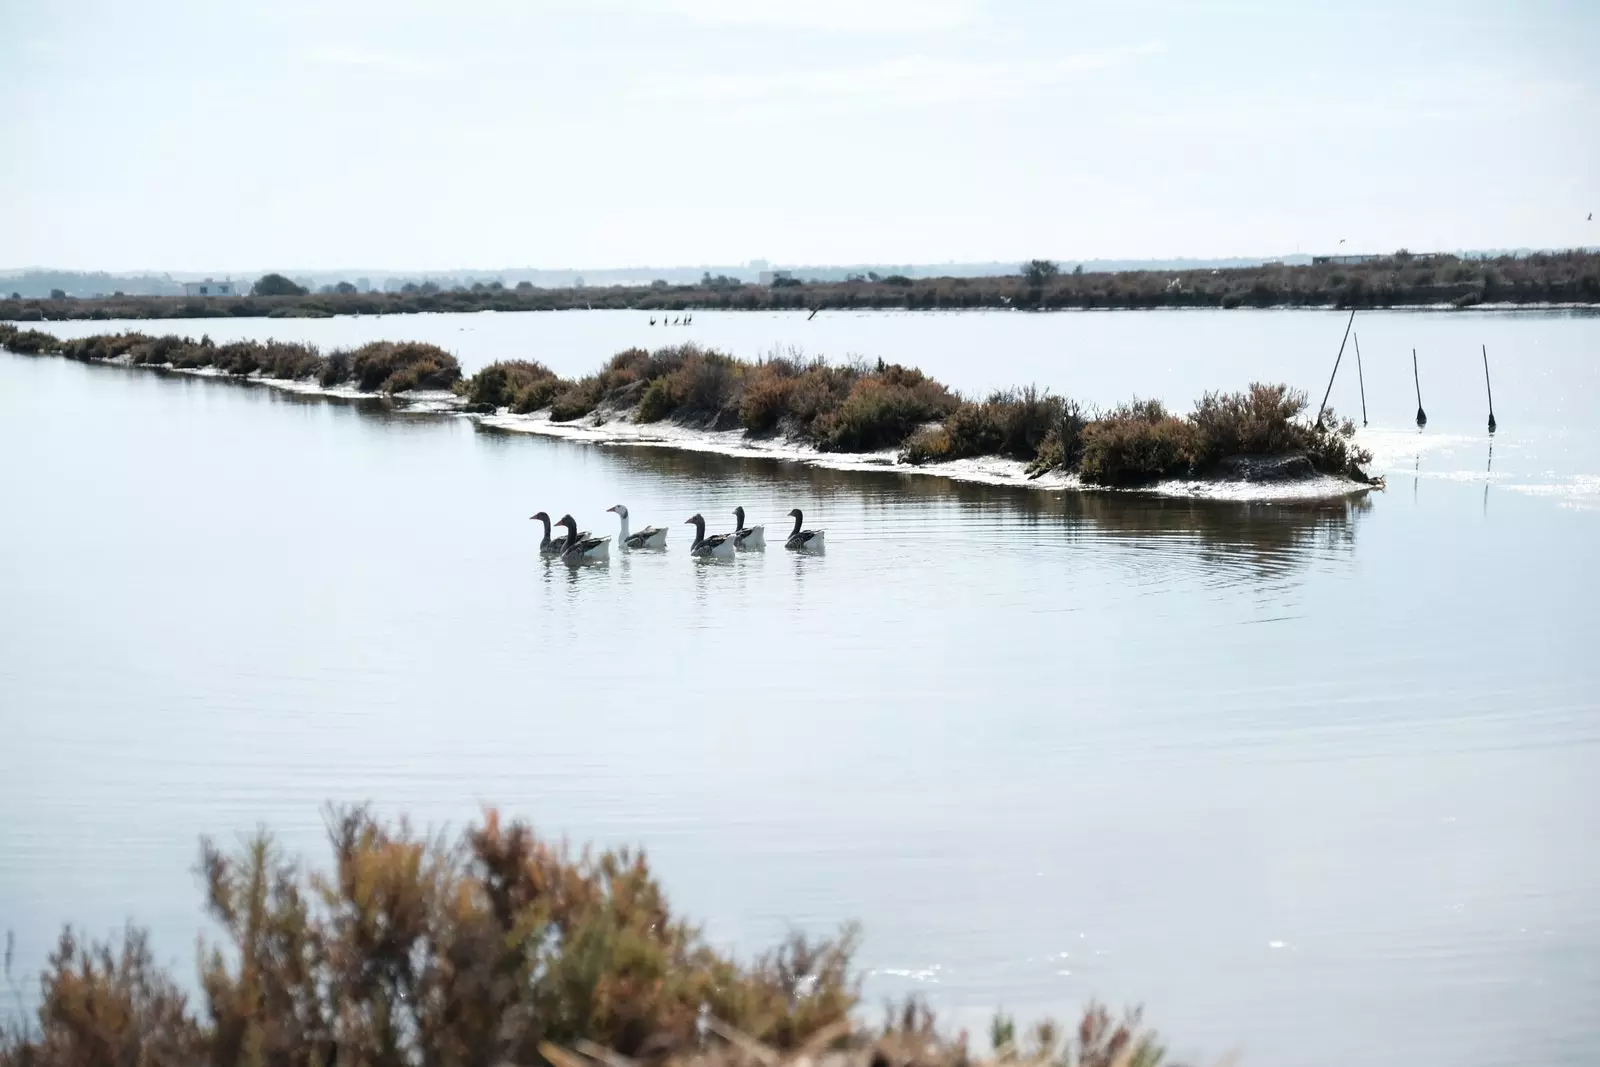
[2,0,1597,272]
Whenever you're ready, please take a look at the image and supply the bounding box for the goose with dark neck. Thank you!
[555,514,610,563]
[784,509,825,552]
[607,504,668,549]
[731,506,765,549]
[684,513,736,558]
[530,510,590,555]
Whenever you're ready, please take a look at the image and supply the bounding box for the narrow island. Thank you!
[3,249,1597,321]
[0,324,1373,493]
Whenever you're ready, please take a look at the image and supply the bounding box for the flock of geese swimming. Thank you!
[529,505,825,564]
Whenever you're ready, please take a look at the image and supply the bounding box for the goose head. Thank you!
[530,510,550,523]
[734,506,745,527]
[606,504,629,518]
[556,514,579,538]
[787,508,803,520]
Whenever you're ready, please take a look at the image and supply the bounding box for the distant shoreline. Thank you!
[4,250,1596,320]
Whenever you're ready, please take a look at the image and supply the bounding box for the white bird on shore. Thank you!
[530,510,590,555]
[684,514,735,558]
[784,508,825,552]
[555,514,610,564]
[607,504,667,549]
[731,506,765,549]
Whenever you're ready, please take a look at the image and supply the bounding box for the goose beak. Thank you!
[606,506,617,513]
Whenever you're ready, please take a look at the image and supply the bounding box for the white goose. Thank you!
[784,508,825,552]
[684,513,736,559]
[555,514,610,564]
[607,504,668,550]
[530,510,591,556]
[731,506,765,550]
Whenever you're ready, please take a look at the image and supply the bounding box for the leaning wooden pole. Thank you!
[1316,307,1357,428]
[1353,332,1368,427]
[1482,343,1497,434]
[1413,348,1427,428]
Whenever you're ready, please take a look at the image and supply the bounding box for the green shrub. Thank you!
[632,351,743,426]
[900,388,1065,465]
[819,378,946,452]
[0,325,63,354]
[636,375,684,422]
[1189,383,1306,467]
[1027,399,1089,476]
[1077,401,1199,486]
[512,376,566,413]
[319,351,351,387]
[1304,408,1373,479]
[739,370,798,434]
[987,385,1063,459]
[464,359,561,409]
[550,376,604,421]
[899,424,955,464]
[347,341,461,393]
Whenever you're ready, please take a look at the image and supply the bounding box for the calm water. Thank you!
[3,310,1598,1067]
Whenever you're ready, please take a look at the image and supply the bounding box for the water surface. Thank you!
[2,310,1598,1067]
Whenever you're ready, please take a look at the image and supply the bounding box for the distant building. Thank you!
[1312,252,1441,266]
[356,277,371,292]
[181,278,239,297]
[759,270,793,286]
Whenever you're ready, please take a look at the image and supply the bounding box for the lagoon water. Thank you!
[2,309,1598,1067]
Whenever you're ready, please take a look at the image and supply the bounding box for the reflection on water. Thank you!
[3,338,1599,1067]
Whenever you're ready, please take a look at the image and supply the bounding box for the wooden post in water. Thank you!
[1353,332,1368,427]
[1413,348,1427,428]
[1482,343,1497,434]
[1316,308,1357,428]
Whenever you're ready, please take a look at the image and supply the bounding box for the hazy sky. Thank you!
[3,0,1597,271]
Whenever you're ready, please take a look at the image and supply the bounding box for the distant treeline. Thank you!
[2,324,1370,488]
[2,250,1596,320]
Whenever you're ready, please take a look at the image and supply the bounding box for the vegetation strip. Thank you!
[0,806,1171,1067]
[2,325,1372,487]
[3,250,1597,322]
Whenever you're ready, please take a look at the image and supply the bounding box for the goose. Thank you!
[731,506,765,549]
[555,514,610,563]
[649,316,656,325]
[784,508,825,552]
[607,504,668,550]
[530,510,591,555]
[684,514,735,559]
